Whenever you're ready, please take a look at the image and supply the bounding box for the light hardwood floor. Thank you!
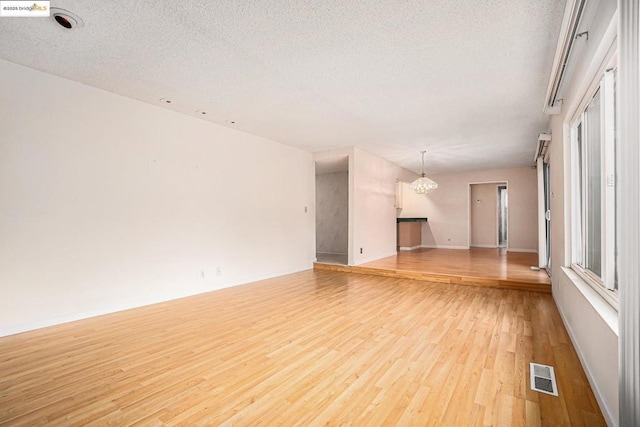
[0,270,603,425]
[316,248,551,293]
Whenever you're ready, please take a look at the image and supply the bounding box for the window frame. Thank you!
[569,55,618,308]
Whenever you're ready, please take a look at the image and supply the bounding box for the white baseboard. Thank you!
[553,289,618,427]
[507,248,538,253]
[470,244,497,248]
[0,289,209,338]
[0,265,313,338]
[399,245,421,251]
[316,251,347,256]
[421,244,470,250]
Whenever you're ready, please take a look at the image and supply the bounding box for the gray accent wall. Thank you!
[316,172,348,255]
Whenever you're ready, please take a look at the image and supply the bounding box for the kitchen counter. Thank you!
[397,219,426,249]
[396,217,428,223]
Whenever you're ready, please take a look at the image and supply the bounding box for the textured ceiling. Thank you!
[0,0,565,174]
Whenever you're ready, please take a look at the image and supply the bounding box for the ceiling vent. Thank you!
[51,8,84,30]
[530,362,559,396]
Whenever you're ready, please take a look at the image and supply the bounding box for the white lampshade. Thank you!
[411,150,438,194]
[410,175,438,194]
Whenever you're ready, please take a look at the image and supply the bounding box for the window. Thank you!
[571,68,617,294]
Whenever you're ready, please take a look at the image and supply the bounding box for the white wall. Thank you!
[0,60,315,336]
[554,268,619,425]
[546,1,619,423]
[315,147,415,266]
[351,147,416,264]
[397,181,429,218]
[315,172,348,254]
[406,167,537,251]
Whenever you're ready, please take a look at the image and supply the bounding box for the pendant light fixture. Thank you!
[410,150,438,194]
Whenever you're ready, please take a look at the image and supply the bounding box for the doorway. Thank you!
[470,182,508,249]
[498,185,508,247]
[315,157,349,265]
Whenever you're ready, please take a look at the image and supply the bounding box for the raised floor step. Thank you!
[313,262,552,294]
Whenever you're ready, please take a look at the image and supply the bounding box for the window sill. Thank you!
[561,267,619,336]
[570,264,619,307]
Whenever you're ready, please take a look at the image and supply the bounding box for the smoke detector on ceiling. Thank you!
[51,8,84,29]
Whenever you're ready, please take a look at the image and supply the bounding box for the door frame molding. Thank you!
[468,181,508,250]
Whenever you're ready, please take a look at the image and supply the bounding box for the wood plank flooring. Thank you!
[316,248,551,293]
[0,270,603,426]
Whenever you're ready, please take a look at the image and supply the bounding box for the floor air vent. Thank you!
[530,363,558,396]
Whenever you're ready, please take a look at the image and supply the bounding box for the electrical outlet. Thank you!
[360,248,363,254]
[304,206,308,213]
[216,267,221,276]
[200,270,205,279]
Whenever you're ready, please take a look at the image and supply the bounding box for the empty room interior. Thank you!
[1,0,639,425]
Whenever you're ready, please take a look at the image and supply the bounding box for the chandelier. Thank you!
[410,150,438,194]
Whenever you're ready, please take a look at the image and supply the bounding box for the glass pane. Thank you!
[585,90,602,277]
[575,123,583,264]
[614,70,618,289]
[544,162,551,271]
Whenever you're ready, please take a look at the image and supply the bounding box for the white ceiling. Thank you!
[0,0,565,174]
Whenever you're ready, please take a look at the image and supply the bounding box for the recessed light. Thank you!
[159,98,172,104]
[51,8,84,29]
